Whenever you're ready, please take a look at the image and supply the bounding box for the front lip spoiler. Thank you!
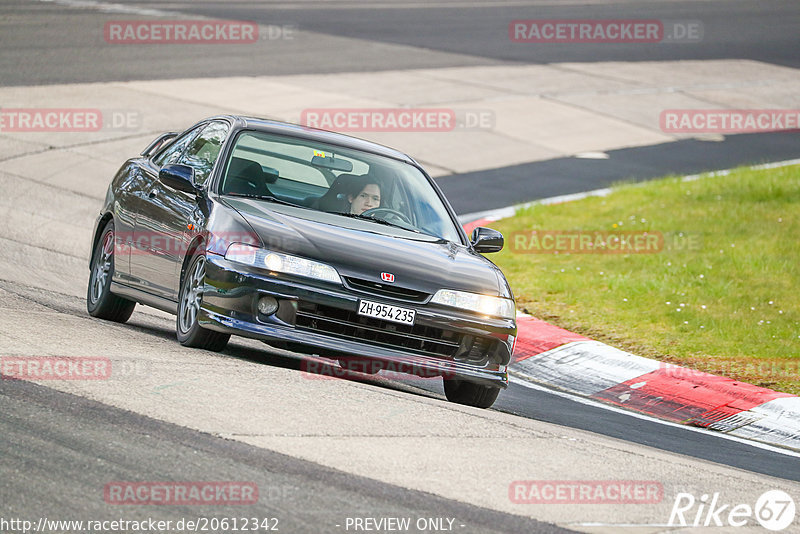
[199,308,508,388]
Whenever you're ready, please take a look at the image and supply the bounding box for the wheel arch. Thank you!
[179,235,206,287]
[89,213,115,270]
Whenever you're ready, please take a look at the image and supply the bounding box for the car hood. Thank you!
[221,197,507,297]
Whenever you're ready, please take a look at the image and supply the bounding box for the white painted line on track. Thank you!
[509,376,800,459]
[568,523,675,528]
[681,157,800,182]
[459,187,613,224]
[38,0,614,11]
[460,157,800,223]
[37,0,178,17]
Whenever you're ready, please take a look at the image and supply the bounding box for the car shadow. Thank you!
[224,340,445,402]
[120,310,444,402]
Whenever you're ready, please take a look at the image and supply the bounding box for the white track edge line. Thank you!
[460,158,800,223]
[509,376,800,459]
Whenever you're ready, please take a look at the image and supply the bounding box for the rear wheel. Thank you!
[443,378,501,409]
[177,253,230,352]
[87,220,136,322]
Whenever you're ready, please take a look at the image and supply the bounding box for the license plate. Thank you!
[358,300,416,325]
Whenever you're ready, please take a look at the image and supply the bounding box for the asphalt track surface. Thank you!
[0,377,569,534]
[485,382,800,482]
[442,131,800,214]
[184,0,800,67]
[3,0,799,86]
[2,0,800,531]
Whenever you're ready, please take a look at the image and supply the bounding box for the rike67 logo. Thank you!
[669,490,796,531]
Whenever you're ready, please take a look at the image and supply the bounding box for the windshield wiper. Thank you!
[224,192,305,208]
[334,212,424,234]
[336,213,451,242]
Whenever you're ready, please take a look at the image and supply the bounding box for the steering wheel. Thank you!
[361,207,413,226]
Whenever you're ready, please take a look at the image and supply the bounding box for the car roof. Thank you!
[208,115,417,165]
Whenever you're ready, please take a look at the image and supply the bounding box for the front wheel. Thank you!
[443,378,501,409]
[176,253,230,352]
[87,220,136,322]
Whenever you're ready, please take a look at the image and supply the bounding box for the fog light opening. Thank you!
[258,296,279,316]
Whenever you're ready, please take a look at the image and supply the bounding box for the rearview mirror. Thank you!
[159,164,197,195]
[470,227,504,253]
[311,154,353,172]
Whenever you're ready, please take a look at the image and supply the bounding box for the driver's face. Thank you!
[349,184,381,214]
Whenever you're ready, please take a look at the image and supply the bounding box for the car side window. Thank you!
[178,121,230,187]
[151,126,202,168]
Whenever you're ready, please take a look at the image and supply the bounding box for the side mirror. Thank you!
[159,164,197,195]
[470,227,504,253]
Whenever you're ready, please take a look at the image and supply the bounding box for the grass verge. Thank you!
[490,164,800,395]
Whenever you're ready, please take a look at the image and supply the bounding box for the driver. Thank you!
[348,177,381,215]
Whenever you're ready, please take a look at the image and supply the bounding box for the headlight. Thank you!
[224,243,342,284]
[431,289,515,319]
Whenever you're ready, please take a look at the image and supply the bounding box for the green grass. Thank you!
[490,164,800,394]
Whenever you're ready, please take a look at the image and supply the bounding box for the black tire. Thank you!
[176,252,230,352]
[87,220,136,322]
[443,378,501,409]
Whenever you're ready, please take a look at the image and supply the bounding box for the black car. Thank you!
[87,115,516,408]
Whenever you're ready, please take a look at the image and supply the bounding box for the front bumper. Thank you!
[199,254,516,388]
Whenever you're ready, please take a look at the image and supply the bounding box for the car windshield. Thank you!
[219,130,462,243]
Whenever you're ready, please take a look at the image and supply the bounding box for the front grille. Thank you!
[296,301,460,359]
[343,277,430,303]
